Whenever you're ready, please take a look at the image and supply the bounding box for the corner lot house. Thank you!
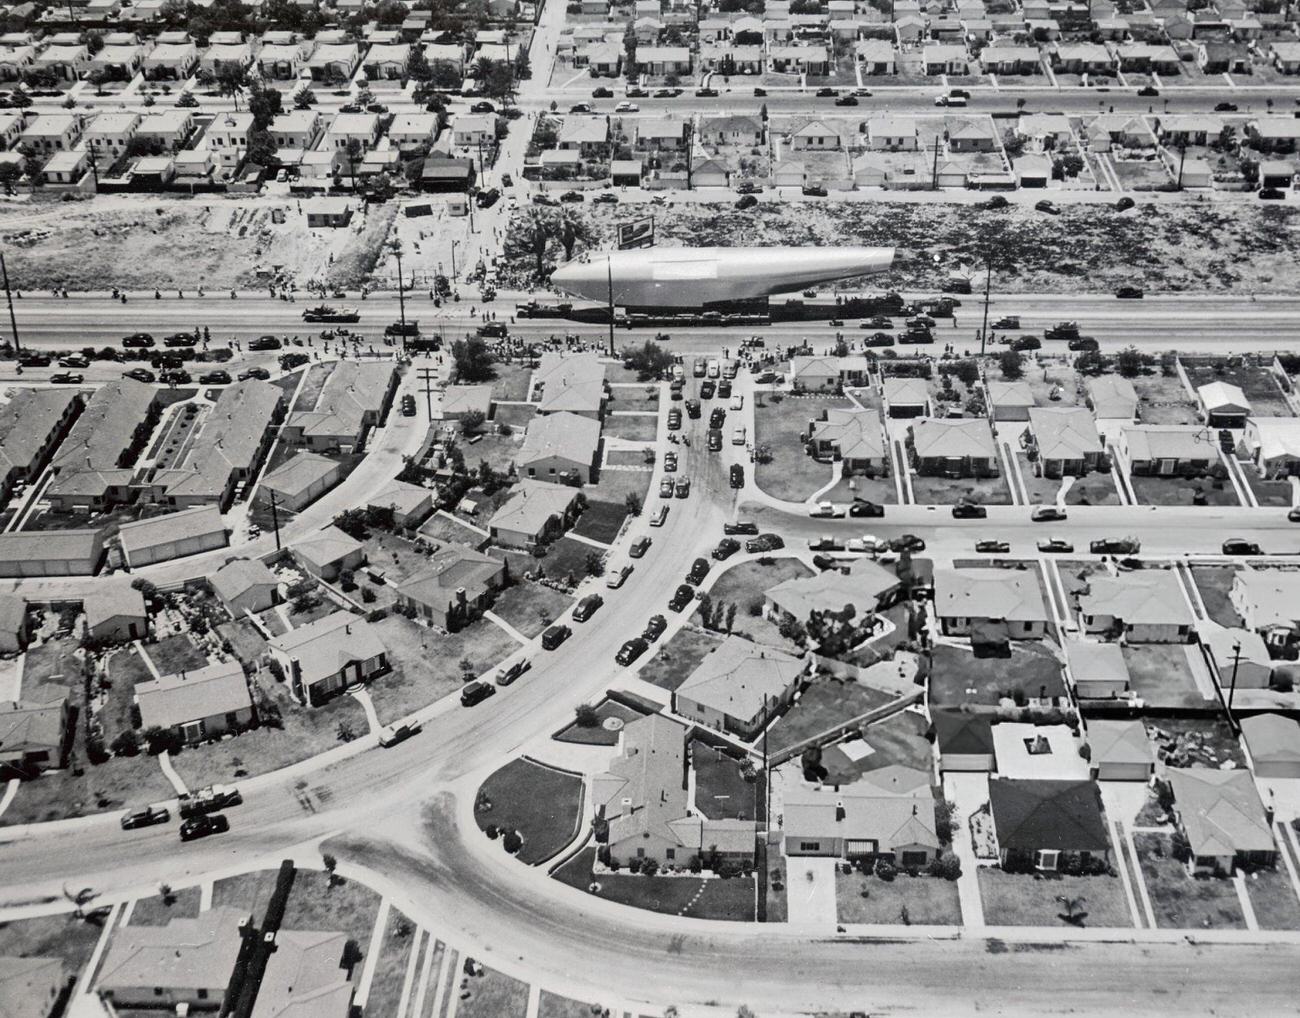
[282,362,397,452]
[766,559,900,622]
[783,767,939,865]
[0,697,70,775]
[83,588,147,643]
[673,635,805,740]
[487,480,580,549]
[592,714,756,868]
[1076,571,1193,642]
[135,658,253,746]
[1026,407,1104,478]
[396,543,506,630]
[210,557,280,615]
[269,611,388,707]
[989,778,1111,872]
[517,411,601,483]
[807,409,888,474]
[1240,714,1300,779]
[1087,719,1154,781]
[118,506,228,569]
[934,567,1048,639]
[907,418,998,477]
[1167,767,1275,876]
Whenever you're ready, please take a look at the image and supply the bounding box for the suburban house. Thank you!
[83,588,147,643]
[0,387,82,505]
[309,201,358,229]
[789,120,841,151]
[292,526,365,583]
[989,778,1111,872]
[1241,416,1300,478]
[1064,641,1131,699]
[1230,570,1300,646]
[1025,407,1104,479]
[441,384,494,421]
[327,112,384,153]
[395,543,506,630]
[790,355,871,391]
[933,567,1049,639]
[1201,625,1273,690]
[1166,767,1276,876]
[1118,425,1214,475]
[1087,719,1155,781]
[142,41,198,79]
[367,480,433,529]
[807,409,888,475]
[981,44,1040,73]
[135,658,254,746]
[210,557,280,616]
[205,111,254,168]
[933,709,996,771]
[593,715,756,868]
[673,636,805,740]
[308,43,361,82]
[118,507,228,570]
[19,114,83,155]
[0,697,70,776]
[516,411,602,484]
[257,40,310,80]
[138,110,195,151]
[258,453,345,513]
[531,353,606,417]
[856,39,897,75]
[883,377,932,418]
[867,116,918,151]
[487,480,580,549]
[907,418,999,477]
[1197,381,1251,429]
[1086,376,1139,421]
[557,117,610,158]
[0,595,28,655]
[766,559,901,623]
[363,42,411,79]
[782,767,940,866]
[635,46,692,76]
[388,112,439,154]
[1240,714,1300,779]
[268,611,388,707]
[1076,572,1193,643]
[699,115,763,147]
[986,380,1035,421]
[85,112,141,160]
[0,956,65,1018]
[270,110,325,152]
[991,723,1089,781]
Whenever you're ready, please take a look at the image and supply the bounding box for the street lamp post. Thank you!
[451,240,459,280]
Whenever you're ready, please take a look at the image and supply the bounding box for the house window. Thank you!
[1035,849,1060,871]
[198,989,209,1000]
[636,847,645,858]
[799,841,820,852]
[901,851,928,868]
[666,848,675,860]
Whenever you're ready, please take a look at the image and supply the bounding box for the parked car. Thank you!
[495,658,532,686]
[1260,187,1286,200]
[802,185,828,197]
[810,501,845,518]
[476,187,501,208]
[238,367,270,381]
[688,557,710,584]
[1068,337,1100,352]
[724,520,758,535]
[643,614,667,641]
[663,451,678,472]
[594,192,619,204]
[160,369,191,385]
[659,477,675,499]
[629,536,652,558]
[626,87,648,97]
[614,101,639,113]
[729,463,744,489]
[667,408,682,430]
[606,563,634,589]
[121,805,170,830]
[122,332,155,348]
[471,101,495,113]
[249,335,281,351]
[695,87,719,97]
[1137,85,1159,97]
[745,533,784,553]
[573,593,604,621]
[1214,101,1238,112]
[834,95,858,106]
[809,535,844,551]
[668,584,696,612]
[1115,196,1136,211]
[401,394,417,416]
[18,352,50,367]
[952,503,987,519]
[735,194,758,210]
[1090,537,1140,555]
[975,540,1010,554]
[122,368,155,383]
[532,194,559,206]
[378,721,422,746]
[616,637,649,665]
[460,681,496,706]
[1037,538,1074,554]
[736,181,763,194]
[179,814,229,842]
[815,86,838,97]
[560,190,585,202]
[862,331,894,347]
[1012,335,1041,352]
[713,538,740,560]
[685,398,701,418]
[50,372,83,384]
[889,534,925,553]
[849,500,885,518]
[753,87,767,96]
[650,505,668,526]
[1035,199,1061,215]
[199,370,231,385]
[178,785,242,818]
[1222,538,1262,555]
[542,624,572,650]
[1031,506,1067,522]
[592,86,614,98]
[675,477,691,498]
[699,379,716,400]
[58,354,88,368]
[707,429,722,451]
[1289,507,1300,523]
[812,553,839,570]
[1115,286,1143,299]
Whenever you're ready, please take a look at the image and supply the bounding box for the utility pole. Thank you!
[762,694,771,830]
[0,252,19,353]
[267,490,282,551]
[979,255,992,357]
[931,135,940,191]
[84,143,100,189]
[418,366,438,420]
[1227,641,1242,728]
[393,243,408,350]
[1177,141,1187,191]
[606,254,615,357]
[450,240,459,280]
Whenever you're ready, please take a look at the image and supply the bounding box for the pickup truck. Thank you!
[178,785,242,819]
[808,535,844,551]
[1090,537,1140,555]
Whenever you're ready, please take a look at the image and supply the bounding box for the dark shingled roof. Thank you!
[932,709,994,755]
[989,778,1110,852]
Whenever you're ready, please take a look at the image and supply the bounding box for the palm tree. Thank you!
[1057,894,1087,924]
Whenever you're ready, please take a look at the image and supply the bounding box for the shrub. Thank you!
[641,858,659,877]
[502,829,523,855]
[928,853,963,881]
[874,858,897,882]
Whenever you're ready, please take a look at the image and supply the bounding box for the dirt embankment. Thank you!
[499,199,1300,294]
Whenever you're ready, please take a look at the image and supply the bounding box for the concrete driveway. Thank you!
[786,856,840,928]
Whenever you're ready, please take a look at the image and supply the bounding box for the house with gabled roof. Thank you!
[989,778,1111,872]
[118,506,229,569]
[367,480,433,529]
[0,387,82,505]
[396,542,506,630]
[1077,571,1193,643]
[47,376,158,513]
[269,611,388,707]
[986,380,1035,420]
[531,352,606,418]
[934,709,995,771]
[258,453,345,514]
[211,557,280,615]
[1026,406,1104,479]
[83,588,147,643]
[1085,375,1138,421]
[1087,719,1154,781]
[0,697,70,775]
[1230,570,1300,646]
[517,411,601,484]
[293,526,365,583]
[674,635,806,740]
[1196,381,1250,429]
[441,384,494,421]
[96,909,247,1011]
[699,114,763,147]
[487,479,580,549]
[135,658,253,745]
[934,567,1049,639]
[1064,641,1130,699]
[782,769,939,865]
[1118,424,1214,476]
[907,418,998,477]
[1242,416,1300,479]
[1241,714,1300,779]
[789,119,840,150]
[1167,767,1275,875]
[766,558,901,623]
[882,377,931,418]
[807,408,888,474]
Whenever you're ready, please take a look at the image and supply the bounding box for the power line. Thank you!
[417,367,438,421]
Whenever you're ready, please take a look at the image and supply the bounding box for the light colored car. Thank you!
[650,505,669,526]
[659,478,675,498]
[606,562,634,589]
[809,501,845,518]
[847,534,882,553]
[730,394,744,410]
[614,101,639,112]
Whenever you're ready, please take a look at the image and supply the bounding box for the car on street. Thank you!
[594,192,619,204]
[1115,286,1144,299]
[735,194,758,210]
[685,398,701,418]
[470,101,495,113]
[707,429,722,451]
[249,335,281,351]
[849,500,885,518]
[675,478,691,497]
[1035,199,1061,215]
[834,95,858,106]
[50,373,83,384]
[753,87,767,96]
[626,87,648,97]
[643,614,667,641]
[1031,506,1067,522]
[1068,337,1100,352]
[606,563,634,589]
[688,557,710,584]
[952,502,987,519]
[1012,336,1041,351]
[238,367,270,381]
[1259,187,1286,200]
[1214,101,1238,112]
[713,538,740,560]
[815,87,838,97]
[378,721,422,746]
[736,182,763,194]
[699,379,716,399]
[847,534,882,554]
[812,554,839,570]
[802,185,828,197]
[560,190,585,202]
[1037,538,1074,554]
[122,368,155,383]
[1115,196,1136,211]
[542,624,571,650]
[669,584,696,612]
[659,477,675,499]
[1222,538,1262,555]
[1090,537,1140,555]
[179,814,229,842]
[58,354,88,368]
[573,593,604,621]
[653,88,682,98]
[667,409,682,430]
[890,534,926,553]
[614,101,639,112]
[401,394,417,416]
[695,87,719,97]
[629,536,652,558]
[591,86,614,98]
[809,535,844,551]
[199,370,231,385]
[663,451,678,472]
[745,533,784,553]
[1289,507,1300,523]
[724,520,758,535]
[862,332,894,347]
[616,637,649,665]
[122,333,155,348]
[1137,85,1159,97]
[717,380,733,398]
[161,370,192,385]
[460,681,495,706]
[810,501,845,518]
[650,505,668,526]
[975,540,1010,554]
[494,658,532,687]
[121,805,170,830]
[19,353,51,367]
[730,464,744,489]
[476,187,501,208]
[532,194,559,206]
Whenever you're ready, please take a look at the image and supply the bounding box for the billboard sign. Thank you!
[617,218,655,250]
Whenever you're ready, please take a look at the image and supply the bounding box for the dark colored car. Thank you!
[616,638,649,665]
[700,379,716,399]
[58,354,88,368]
[560,190,585,202]
[802,185,828,197]
[592,86,614,98]
[573,593,604,621]
[1115,286,1143,299]
[709,407,726,429]
[849,500,885,518]
[460,680,495,706]
[1214,101,1238,112]
[238,367,270,381]
[724,520,758,535]
[1012,335,1041,352]
[1115,196,1136,211]
[1222,538,1262,555]
[470,100,495,113]
[862,331,895,347]
[199,370,231,385]
[890,534,925,553]
[160,369,191,385]
[179,813,229,842]
[50,372,83,384]
[745,533,784,553]
[626,87,648,98]
[476,187,501,208]
[975,540,1009,554]
[541,624,571,649]
[707,429,722,451]
[249,335,281,351]
[669,584,696,612]
[695,87,719,97]
[736,194,758,210]
[736,182,763,194]
[1137,85,1159,97]
[668,408,682,430]
[713,538,740,560]
[19,352,51,367]
[594,192,619,204]
[122,368,155,383]
[629,536,652,558]
[812,553,838,570]
[753,87,767,96]
[1037,538,1073,554]
[952,503,987,519]
[688,557,710,584]
[1091,537,1140,555]
[834,95,858,106]
[815,87,838,97]
[1289,507,1300,523]
[122,332,155,348]
[685,398,701,418]
[1068,337,1100,352]
[1260,187,1286,200]
[1035,199,1061,215]
[730,463,744,489]
[643,614,667,641]
[717,380,732,398]
[121,805,170,830]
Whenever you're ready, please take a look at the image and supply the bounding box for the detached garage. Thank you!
[1087,719,1155,782]
[0,529,104,577]
[1241,713,1300,779]
[118,506,228,569]
[933,709,995,772]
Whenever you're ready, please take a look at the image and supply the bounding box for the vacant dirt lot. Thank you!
[501,200,1300,294]
[0,194,396,291]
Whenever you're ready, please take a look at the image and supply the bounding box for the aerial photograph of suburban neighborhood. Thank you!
[2,0,1300,1013]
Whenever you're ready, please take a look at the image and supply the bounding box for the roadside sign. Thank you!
[617,218,655,250]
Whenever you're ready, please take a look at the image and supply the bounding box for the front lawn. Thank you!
[554,698,647,745]
[488,363,533,402]
[1190,565,1243,628]
[552,848,756,920]
[754,394,849,502]
[490,581,575,638]
[587,466,653,507]
[571,499,628,544]
[475,757,585,865]
[458,966,530,1018]
[606,385,660,412]
[1245,865,1300,930]
[127,886,201,925]
[638,626,723,692]
[603,414,658,442]
[765,676,896,757]
[1133,832,1245,929]
[697,557,812,650]
[1242,468,1294,508]
[3,753,175,826]
[363,909,424,1018]
[1122,643,1210,709]
[533,535,600,588]
[540,990,604,1018]
[1130,474,1240,507]
[493,402,537,429]
[977,869,1133,928]
[692,740,763,822]
[910,472,1014,506]
[927,641,1066,708]
[0,911,103,985]
[835,870,962,926]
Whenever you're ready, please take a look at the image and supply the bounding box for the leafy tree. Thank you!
[1116,345,1144,378]
[952,359,980,387]
[0,162,22,196]
[245,127,277,168]
[294,87,317,109]
[406,46,432,82]
[485,61,517,106]
[344,137,364,192]
[461,408,487,433]
[323,852,339,885]
[248,82,282,130]
[558,209,594,261]
[215,61,251,110]
[86,67,113,96]
[800,745,825,782]
[575,702,600,727]
[725,603,737,633]
[622,340,674,380]
[624,491,642,516]
[998,347,1024,380]
[8,90,30,109]
[1073,349,1108,376]
[584,551,604,576]
[451,335,497,382]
